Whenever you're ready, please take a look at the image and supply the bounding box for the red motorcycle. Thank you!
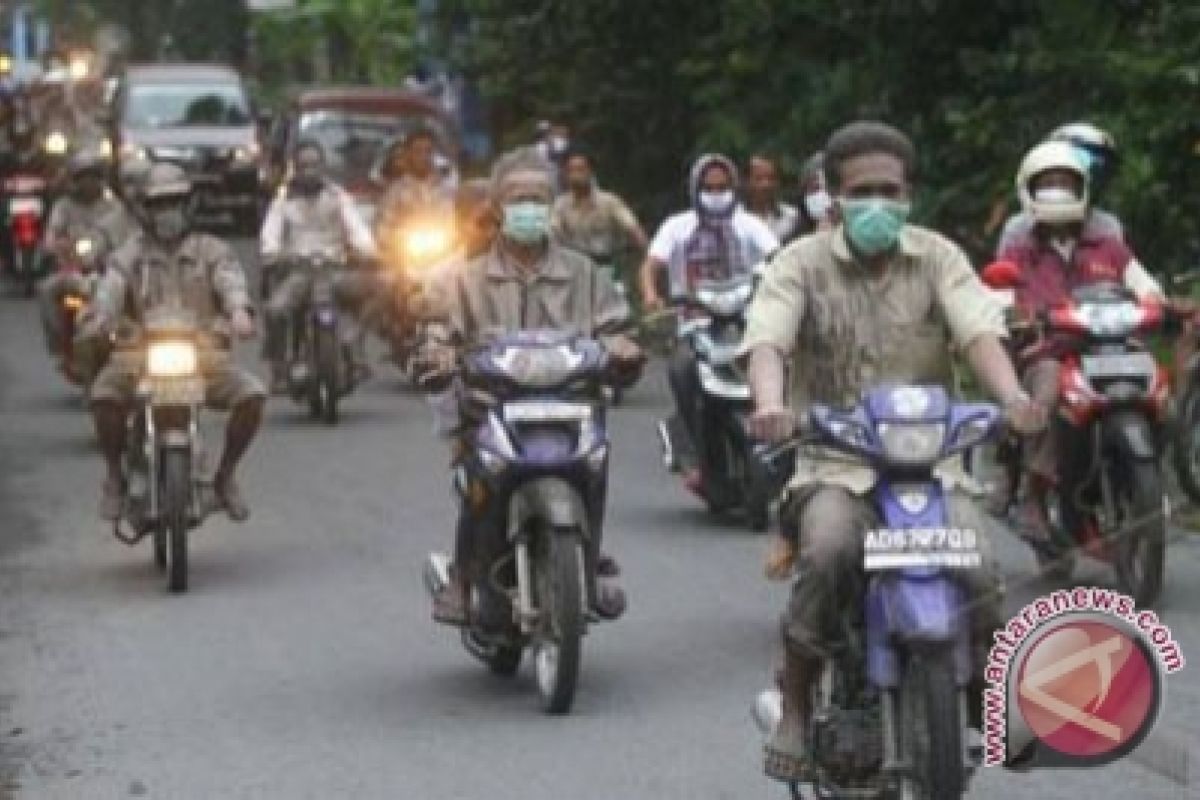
[3,172,48,297]
[55,232,108,385]
[982,261,1176,606]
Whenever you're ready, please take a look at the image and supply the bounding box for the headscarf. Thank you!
[683,153,744,286]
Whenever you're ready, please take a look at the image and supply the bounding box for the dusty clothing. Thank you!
[551,189,641,260]
[432,240,631,347]
[83,231,263,406]
[260,182,376,264]
[780,485,1003,668]
[995,207,1123,257]
[740,225,1005,492]
[1021,358,1061,478]
[43,194,131,253]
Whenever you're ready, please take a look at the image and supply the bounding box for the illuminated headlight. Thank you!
[44,131,69,155]
[877,422,945,465]
[74,237,94,258]
[99,138,113,159]
[147,341,198,377]
[403,227,452,260]
[1078,302,1140,336]
[493,345,582,387]
[69,56,90,81]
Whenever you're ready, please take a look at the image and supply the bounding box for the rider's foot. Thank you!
[214,473,250,522]
[764,653,819,784]
[597,552,621,578]
[432,572,468,626]
[682,466,704,497]
[99,476,124,522]
[592,579,627,620]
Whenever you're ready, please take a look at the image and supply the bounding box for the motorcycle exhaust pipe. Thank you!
[752,689,782,736]
[423,552,452,599]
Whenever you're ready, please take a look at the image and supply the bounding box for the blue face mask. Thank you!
[502,201,550,244]
[840,197,911,256]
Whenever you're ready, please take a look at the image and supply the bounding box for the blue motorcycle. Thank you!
[424,330,631,714]
[754,384,1001,799]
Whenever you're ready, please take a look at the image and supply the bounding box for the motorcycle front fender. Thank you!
[507,476,589,540]
[1101,409,1158,461]
[866,574,971,688]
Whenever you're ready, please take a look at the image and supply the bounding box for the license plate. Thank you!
[9,197,42,215]
[504,402,592,423]
[148,376,205,406]
[863,527,982,571]
[1081,352,1156,380]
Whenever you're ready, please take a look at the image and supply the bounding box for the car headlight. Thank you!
[1077,302,1140,336]
[147,341,198,378]
[44,131,69,155]
[402,227,453,261]
[74,237,94,258]
[121,143,148,162]
[232,143,260,163]
[99,138,113,159]
[877,422,945,465]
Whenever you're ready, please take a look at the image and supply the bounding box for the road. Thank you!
[1,241,1198,799]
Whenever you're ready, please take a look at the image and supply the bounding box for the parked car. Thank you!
[263,87,460,227]
[108,63,262,232]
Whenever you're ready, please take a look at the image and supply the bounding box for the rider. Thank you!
[639,153,778,491]
[996,122,1123,255]
[260,140,378,393]
[740,121,1043,783]
[742,154,800,243]
[37,148,130,357]
[550,149,648,292]
[374,127,456,237]
[79,163,264,522]
[997,140,1170,542]
[420,146,643,625]
[795,151,835,236]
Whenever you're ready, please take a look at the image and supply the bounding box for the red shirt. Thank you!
[998,221,1135,316]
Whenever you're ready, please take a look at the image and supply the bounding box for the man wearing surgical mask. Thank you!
[419,146,643,626]
[639,154,778,491]
[739,121,1043,784]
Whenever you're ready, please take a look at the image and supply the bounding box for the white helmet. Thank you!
[1016,141,1089,225]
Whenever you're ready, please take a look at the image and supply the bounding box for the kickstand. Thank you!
[111,519,144,546]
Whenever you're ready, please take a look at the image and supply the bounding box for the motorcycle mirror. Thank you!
[981,260,1022,290]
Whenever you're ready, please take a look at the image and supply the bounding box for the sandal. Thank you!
[764,741,818,784]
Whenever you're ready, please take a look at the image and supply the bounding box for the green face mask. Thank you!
[502,201,550,244]
[840,197,911,256]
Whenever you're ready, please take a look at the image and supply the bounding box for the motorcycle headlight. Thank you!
[99,138,113,159]
[75,237,95,258]
[403,227,453,261]
[877,422,945,465]
[69,55,90,81]
[147,341,198,378]
[493,345,582,387]
[44,131,69,155]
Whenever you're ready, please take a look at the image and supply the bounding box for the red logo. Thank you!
[1015,617,1159,762]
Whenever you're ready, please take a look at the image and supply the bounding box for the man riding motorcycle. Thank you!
[639,153,779,491]
[740,121,1043,783]
[419,146,643,625]
[996,122,1123,255]
[550,149,648,296]
[995,140,1179,541]
[742,154,800,243]
[37,149,130,357]
[79,163,264,522]
[374,127,456,236]
[261,140,378,393]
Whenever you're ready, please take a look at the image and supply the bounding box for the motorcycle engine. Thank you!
[812,703,884,782]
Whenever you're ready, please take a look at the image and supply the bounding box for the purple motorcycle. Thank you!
[754,385,1001,799]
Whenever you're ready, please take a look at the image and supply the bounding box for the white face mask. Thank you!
[698,189,735,216]
[803,190,832,221]
[1034,186,1079,204]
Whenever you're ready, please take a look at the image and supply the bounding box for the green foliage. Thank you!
[439,0,1200,269]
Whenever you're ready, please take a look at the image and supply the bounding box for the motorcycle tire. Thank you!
[161,448,191,594]
[1171,383,1200,504]
[1114,461,1166,608]
[899,648,964,800]
[315,328,340,426]
[1033,488,1075,582]
[533,530,584,715]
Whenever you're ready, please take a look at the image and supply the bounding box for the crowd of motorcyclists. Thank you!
[6,57,1197,793]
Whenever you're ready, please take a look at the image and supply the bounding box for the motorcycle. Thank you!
[656,275,794,530]
[112,308,220,593]
[981,260,1175,606]
[55,231,109,385]
[422,330,626,714]
[280,255,358,424]
[379,210,456,378]
[753,384,1002,799]
[2,171,49,296]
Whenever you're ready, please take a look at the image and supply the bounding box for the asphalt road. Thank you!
[1,241,1198,799]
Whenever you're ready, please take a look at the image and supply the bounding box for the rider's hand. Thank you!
[1003,389,1046,435]
[764,533,798,581]
[747,404,796,444]
[642,292,665,314]
[231,308,255,340]
[606,336,643,364]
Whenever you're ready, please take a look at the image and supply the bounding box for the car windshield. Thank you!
[126,83,251,129]
[297,110,451,185]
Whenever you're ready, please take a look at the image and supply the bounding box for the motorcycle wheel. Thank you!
[1034,488,1075,581]
[1114,461,1166,607]
[899,648,964,800]
[161,448,191,594]
[315,328,340,426]
[533,530,584,715]
[1171,383,1200,503]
